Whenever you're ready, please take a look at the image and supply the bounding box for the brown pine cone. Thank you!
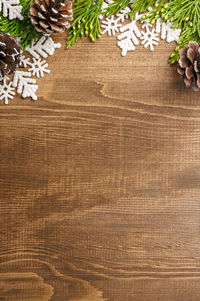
[0,33,22,77]
[177,41,200,91]
[29,0,73,35]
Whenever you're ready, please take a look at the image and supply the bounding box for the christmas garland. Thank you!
[0,0,200,104]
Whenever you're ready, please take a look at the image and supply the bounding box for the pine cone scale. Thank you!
[187,48,195,63]
[179,56,190,68]
[39,21,49,28]
[196,74,200,88]
[188,41,199,51]
[185,66,194,80]
[184,77,192,88]
[194,61,200,73]
[50,24,63,32]
[177,67,185,76]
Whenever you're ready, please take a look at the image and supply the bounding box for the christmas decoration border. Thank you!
[0,0,200,104]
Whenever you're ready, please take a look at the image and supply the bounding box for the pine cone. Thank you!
[29,0,73,35]
[177,41,200,91]
[0,33,22,77]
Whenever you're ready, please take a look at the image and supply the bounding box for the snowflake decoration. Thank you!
[0,36,60,104]
[155,18,181,43]
[117,21,141,56]
[20,55,30,68]
[140,24,159,51]
[0,76,15,104]
[116,12,143,56]
[0,0,23,20]
[101,15,122,36]
[12,71,38,100]
[26,36,61,59]
[27,58,50,78]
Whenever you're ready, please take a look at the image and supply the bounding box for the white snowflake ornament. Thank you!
[12,71,38,100]
[0,76,15,104]
[155,18,181,43]
[0,0,23,20]
[117,20,141,56]
[101,16,122,36]
[20,55,31,68]
[26,36,61,59]
[140,24,159,51]
[27,58,50,78]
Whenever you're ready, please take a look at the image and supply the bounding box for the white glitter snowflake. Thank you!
[20,55,30,68]
[101,15,122,36]
[155,18,181,43]
[0,0,23,20]
[26,36,61,59]
[27,58,50,78]
[117,20,141,56]
[140,24,159,51]
[12,71,38,100]
[0,76,15,104]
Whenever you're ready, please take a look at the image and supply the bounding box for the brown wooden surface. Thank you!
[1,32,200,301]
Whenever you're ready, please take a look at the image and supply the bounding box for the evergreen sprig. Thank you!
[0,0,40,49]
[67,0,104,48]
[103,0,130,16]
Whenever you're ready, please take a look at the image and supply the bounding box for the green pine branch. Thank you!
[67,0,104,48]
[0,0,40,49]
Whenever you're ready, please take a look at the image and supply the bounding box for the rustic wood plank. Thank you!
[1,33,200,301]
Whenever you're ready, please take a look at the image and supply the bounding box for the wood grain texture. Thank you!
[1,32,200,301]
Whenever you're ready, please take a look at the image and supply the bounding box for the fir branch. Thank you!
[0,0,40,49]
[67,0,104,48]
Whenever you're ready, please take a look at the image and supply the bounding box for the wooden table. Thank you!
[0,33,200,301]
